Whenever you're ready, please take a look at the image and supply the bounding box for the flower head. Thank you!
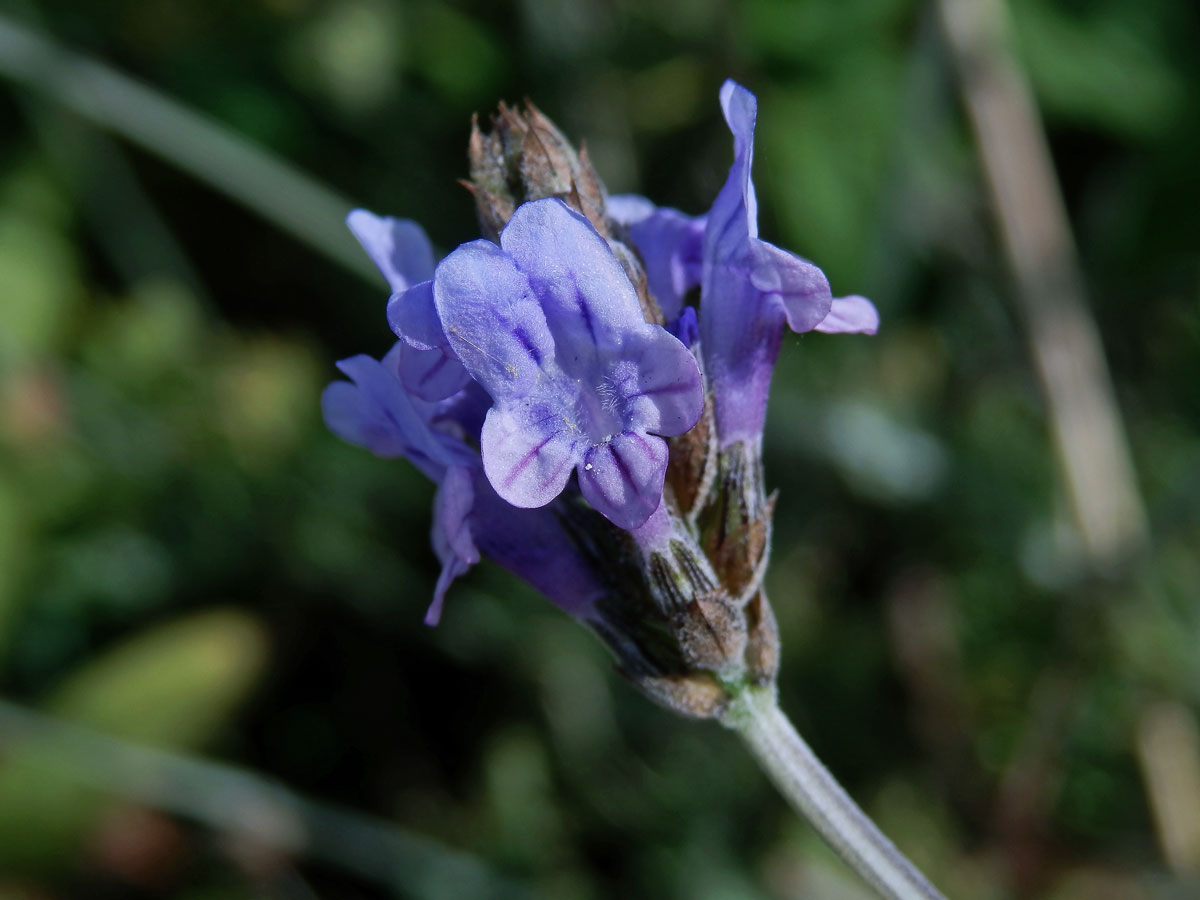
[323,82,877,717]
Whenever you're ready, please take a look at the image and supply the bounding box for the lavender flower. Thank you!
[616,81,879,448]
[346,208,471,402]
[432,198,703,530]
[322,88,954,900]
[701,82,878,446]
[324,82,874,714]
[322,344,606,625]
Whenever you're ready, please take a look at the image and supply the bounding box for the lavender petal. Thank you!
[347,209,436,292]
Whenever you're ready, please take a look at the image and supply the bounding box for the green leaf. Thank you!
[0,609,267,868]
[45,608,267,748]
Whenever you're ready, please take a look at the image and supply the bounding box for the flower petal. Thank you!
[386,281,469,401]
[607,193,656,226]
[578,432,668,530]
[627,207,705,322]
[815,294,880,335]
[499,199,644,366]
[395,342,471,402]
[699,263,787,447]
[750,239,833,334]
[346,209,435,292]
[430,382,492,444]
[670,305,699,347]
[434,239,554,400]
[470,484,605,620]
[480,405,579,509]
[387,280,445,351]
[321,380,411,458]
[427,465,480,625]
[323,348,469,476]
[706,80,759,266]
[614,329,704,437]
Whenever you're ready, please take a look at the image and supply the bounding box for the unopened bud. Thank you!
[466,101,609,241]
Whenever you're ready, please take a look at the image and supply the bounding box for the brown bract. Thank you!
[466,100,609,242]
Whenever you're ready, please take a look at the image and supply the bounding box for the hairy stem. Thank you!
[724,687,948,900]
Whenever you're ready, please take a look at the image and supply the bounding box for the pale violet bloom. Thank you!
[615,81,879,447]
[324,81,875,633]
[322,343,605,624]
[347,209,470,402]
[433,198,704,530]
[607,194,705,326]
[346,209,435,293]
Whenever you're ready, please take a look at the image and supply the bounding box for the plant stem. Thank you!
[724,686,949,900]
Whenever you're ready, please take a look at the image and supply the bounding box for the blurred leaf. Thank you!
[822,401,947,503]
[0,609,266,868]
[214,336,321,465]
[627,57,707,133]
[760,54,904,286]
[1011,0,1183,139]
[282,0,403,116]
[0,209,80,369]
[404,3,507,104]
[741,0,911,62]
[80,280,206,386]
[0,475,30,664]
[45,608,267,747]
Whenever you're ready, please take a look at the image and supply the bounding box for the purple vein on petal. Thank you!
[512,326,543,365]
[630,380,698,400]
[503,434,555,488]
[573,284,597,345]
[710,215,742,258]
[539,450,576,493]
[609,439,637,493]
[418,354,450,386]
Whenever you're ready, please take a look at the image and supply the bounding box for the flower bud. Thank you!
[466,101,609,242]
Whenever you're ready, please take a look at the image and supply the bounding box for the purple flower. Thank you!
[701,81,879,446]
[613,83,878,449]
[346,209,436,292]
[608,194,705,324]
[322,344,606,624]
[347,208,471,402]
[432,198,704,530]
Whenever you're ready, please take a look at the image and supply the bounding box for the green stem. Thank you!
[724,686,949,900]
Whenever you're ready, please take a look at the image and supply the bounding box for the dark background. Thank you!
[1,0,1198,897]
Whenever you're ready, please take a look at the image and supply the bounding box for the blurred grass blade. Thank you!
[935,0,1148,569]
[24,103,211,301]
[1137,701,1200,875]
[0,13,375,281]
[0,700,532,899]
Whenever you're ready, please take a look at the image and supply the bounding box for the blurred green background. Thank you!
[0,0,1198,897]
